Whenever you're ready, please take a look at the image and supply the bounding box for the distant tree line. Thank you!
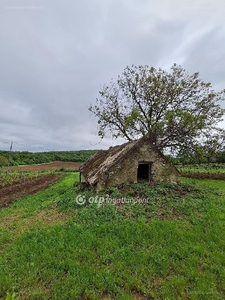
[0,150,97,166]
[168,151,225,165]
[0,147,224,167]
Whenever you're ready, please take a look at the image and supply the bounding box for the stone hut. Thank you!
[79,135,179,191]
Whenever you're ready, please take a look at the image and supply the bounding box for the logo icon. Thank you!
[75,195,86,205]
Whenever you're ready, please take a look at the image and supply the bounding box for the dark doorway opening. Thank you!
[137,162,151,182]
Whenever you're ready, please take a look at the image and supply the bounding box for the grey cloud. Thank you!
[183,27,225,90]
[0,0,224,151]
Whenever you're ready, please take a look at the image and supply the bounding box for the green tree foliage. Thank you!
[0,150,96,166]
[89,64,225,154]
[0,155,8,168]
[217,151,225,163]
[176,129,225,164]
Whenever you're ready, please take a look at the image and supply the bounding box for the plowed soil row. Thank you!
[180,172,225,180]
[0,174,62,208]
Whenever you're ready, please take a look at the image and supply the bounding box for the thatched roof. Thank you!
[80,140,136,186]
[80,135,172,187]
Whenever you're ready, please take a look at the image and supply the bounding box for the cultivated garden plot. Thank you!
[0,162,80,208]
[177,163,225,180]
[0,171,62,208]
[0,170,45,187]
[178,163,225,174]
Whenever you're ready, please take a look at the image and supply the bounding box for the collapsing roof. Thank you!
[79,136,179,191]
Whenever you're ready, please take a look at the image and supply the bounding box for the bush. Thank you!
[0,155,8,168]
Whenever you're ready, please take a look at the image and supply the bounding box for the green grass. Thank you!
[0,174,225,299]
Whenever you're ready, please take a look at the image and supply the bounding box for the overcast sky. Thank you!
[0,0,225,152]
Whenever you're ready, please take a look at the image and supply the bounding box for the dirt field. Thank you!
[0,174,63,208]
[6,161,81,172]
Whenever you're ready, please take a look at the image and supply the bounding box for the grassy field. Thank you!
[0,173,225,299]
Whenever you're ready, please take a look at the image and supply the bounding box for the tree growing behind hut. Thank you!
[90,64,225,154]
